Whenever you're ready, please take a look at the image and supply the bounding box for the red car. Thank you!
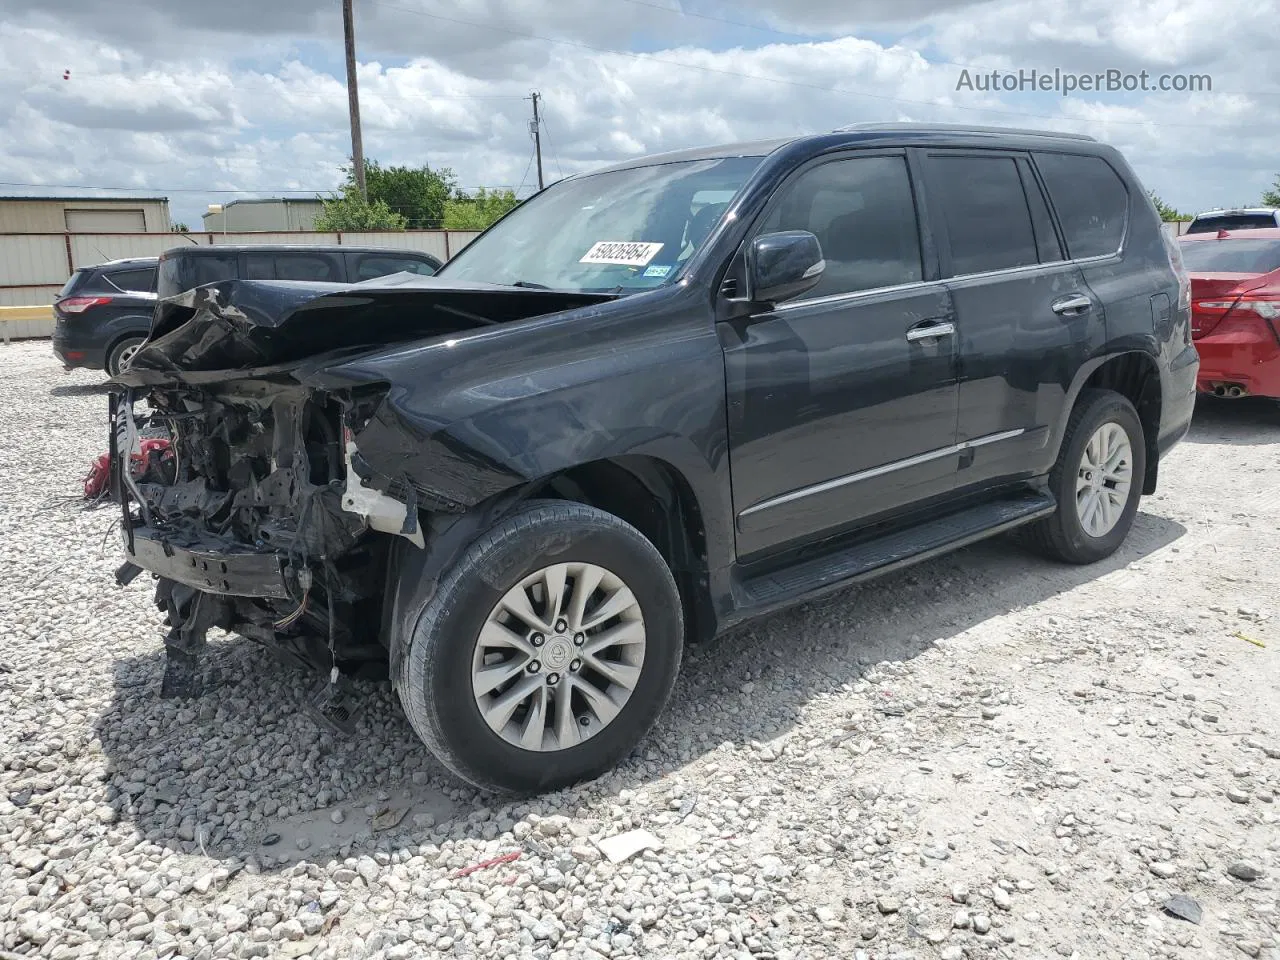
[1179,228,1280,399]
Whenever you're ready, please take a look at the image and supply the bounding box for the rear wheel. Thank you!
[1021,388,1146,564]
[397,500,684,794]
[106,336,146,375]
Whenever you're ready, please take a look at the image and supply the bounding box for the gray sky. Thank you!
[3,0,1276,226]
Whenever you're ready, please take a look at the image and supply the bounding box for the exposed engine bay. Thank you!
[108,276,616,713]
[112,380,402,688]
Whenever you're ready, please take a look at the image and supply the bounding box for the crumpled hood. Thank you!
[115,276,615,383]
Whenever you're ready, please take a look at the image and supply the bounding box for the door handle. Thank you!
[906,320,956,342]
[1051,293,1093,316]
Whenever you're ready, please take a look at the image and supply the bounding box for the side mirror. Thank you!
[746,230,825,305]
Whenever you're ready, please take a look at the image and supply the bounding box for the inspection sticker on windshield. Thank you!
[643,264,673,278]
[580,241,664,266]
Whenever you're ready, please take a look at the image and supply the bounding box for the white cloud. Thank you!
[0,0,1277,226]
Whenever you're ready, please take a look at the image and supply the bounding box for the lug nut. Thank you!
[547,672,560,686]
[579,716,591,727]
[569,659,581,672]
[527,661,541,674]
[555,619,568,633]
[573,633,585,646]
[531,633,545,647]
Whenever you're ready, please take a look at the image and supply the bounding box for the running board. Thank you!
[737,491,1056,609]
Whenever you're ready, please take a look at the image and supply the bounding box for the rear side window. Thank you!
[193,255,238,288]
[354,254,438,281]
[756,155,923,298]
[1186,214,1279,234]
[1033,153,1129,258]
[246,253,340,282]
[927,154,1038,275]
[103,267,157,293]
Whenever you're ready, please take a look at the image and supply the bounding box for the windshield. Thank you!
[1179,238,1280,274]
[439,156,764,294]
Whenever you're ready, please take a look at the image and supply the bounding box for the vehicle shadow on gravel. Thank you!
[93,510,1185,872]
[49,383,111,397]
[1185,396,1280,445]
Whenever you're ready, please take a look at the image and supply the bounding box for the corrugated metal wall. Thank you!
[0,230,480,305]
[0,199,171,233]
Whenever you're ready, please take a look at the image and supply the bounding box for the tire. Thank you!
[397,500,684,794]
[106,336,146,376]
[1021,388,1146,565]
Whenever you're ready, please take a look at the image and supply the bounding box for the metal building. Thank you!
[0,196,171,233]
[202,199,325,232]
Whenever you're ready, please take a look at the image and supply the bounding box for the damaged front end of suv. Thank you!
[109,277,614,722]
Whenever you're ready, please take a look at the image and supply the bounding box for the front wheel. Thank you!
[397,500,684,794]
[1021,388,1146,564]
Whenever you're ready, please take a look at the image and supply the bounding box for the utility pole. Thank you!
[530,92,544,191]
[342,0,367,199]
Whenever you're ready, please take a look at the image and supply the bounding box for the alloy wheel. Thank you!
[471,562,647,751]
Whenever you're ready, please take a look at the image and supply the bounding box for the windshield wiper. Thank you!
[508,280,551,290]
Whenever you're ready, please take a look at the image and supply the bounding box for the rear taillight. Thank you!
[58,295,113,314]
[1194,294,1280,341]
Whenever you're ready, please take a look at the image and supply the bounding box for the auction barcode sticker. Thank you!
[579,241,664,266]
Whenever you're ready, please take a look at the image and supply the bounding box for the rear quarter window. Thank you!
[1033,153,1129,259]
[57,270,86,298]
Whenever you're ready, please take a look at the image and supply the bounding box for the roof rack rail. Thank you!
[832,121,1096,141]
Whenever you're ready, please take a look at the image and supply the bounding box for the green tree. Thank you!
[347,159,457,228]
[1262,175,1280,207]
[171,221,190,232]
[442,188,520,231]
[1148,191,1186,222]
[313,186,408,231]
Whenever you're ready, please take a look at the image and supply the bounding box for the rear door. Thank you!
[920,148,1100,491]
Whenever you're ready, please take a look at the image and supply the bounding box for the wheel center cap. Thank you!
[543,637,574,671]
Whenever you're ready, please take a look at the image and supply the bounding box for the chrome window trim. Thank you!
[768,251,1120,313]
[738,428,1026,520]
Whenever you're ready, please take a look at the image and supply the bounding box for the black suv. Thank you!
[109,123,1198,794]
[154,244,442,299]
[54,245,442,374]
[53,258,160,375]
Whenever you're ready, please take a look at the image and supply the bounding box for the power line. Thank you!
[365,0,1254,131]
[539,108,565,181]
[0,180,514,193]
[515,144,538,198]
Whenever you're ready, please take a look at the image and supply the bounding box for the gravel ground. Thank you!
[2,339,1279,960]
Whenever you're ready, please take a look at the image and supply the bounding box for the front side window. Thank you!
[1034,152,1129,257]
[755,155,923,298]
[927,154,1038,276]
[356,255,438,281]
[438,156,763,294]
